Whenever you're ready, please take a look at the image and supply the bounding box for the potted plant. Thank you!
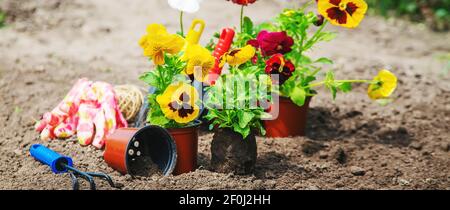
[204,70,272,175]
[138,21,214,175]
[212,0,398,138]
[203,0,273,173]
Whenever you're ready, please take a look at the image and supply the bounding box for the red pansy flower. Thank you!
[265,54,295,85]
[226,0,257,6]
[248,30,294,57]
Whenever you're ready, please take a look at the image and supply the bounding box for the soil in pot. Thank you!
[210,129,257,175]
[129,156,162,177]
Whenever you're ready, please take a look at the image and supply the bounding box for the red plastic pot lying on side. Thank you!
[167,121,201,175]
[103,126,177,176]
[263,97,312,138]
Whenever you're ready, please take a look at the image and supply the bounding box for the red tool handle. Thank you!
[208,28,235,85]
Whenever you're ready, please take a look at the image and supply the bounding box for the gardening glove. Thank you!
[76,81,127,149]
[35,78,91,140]
[35,79,128,149]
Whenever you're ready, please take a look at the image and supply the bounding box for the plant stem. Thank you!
[308,79,374,88]
[307,81,325,88]
[180,11,184,37]
[240,5,244,33]
[298,38,305,61]
[309,67,322,76]
[298,19,327,61]
[303,21,327,52]
[158,66,166,89]
[337,79,374,83]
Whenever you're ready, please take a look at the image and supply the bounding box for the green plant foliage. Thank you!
[264,8,342,106]
[0,9,6,28]
[139,54,192,128]
[226,7,362,107]
[272,9,336,65]
[204,69,272,138]
[367,0,450,30]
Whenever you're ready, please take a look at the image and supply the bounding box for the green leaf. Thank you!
[238,111,255,129]
[243,16,254,34]
[303,75,317,85]
[314,57,334,64]
[325,71,335,82]
[233,123,251,139]
[259,126,266,136]
[256,22,275,33]
[139,72,159,87]
[435,9,448,19]
[405,3,417,13]
[0,12,5,28]
[338,82,352,93]
[324,71,339,99]
[149,116,170,127]
[204,72,269,138]
[299,56,312,65]
[319,32,337,42]
[208,123,215,131]
[329,86,337,100]
[172,74,190,83]
[204,110,216,121]
[241,66,259,75]
[290,86,306,106]
[258,112,272,120]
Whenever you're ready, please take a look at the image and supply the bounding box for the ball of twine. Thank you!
[114,85,144,121]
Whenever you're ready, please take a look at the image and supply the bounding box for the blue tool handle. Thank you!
[29,144,73,174]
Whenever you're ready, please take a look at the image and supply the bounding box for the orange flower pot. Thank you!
[263,97,312,138]
[167,120,201,175]
[103,125,177,176]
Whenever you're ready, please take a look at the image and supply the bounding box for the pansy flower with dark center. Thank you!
[248,30,294,57]
[219,45,256,67]
[265,54,295,85]
[157,82,200,124]
[317,0,368,28]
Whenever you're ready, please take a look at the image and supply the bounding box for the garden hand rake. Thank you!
[29,144,116,190]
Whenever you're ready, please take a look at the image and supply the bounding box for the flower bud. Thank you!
[314,14,324,27]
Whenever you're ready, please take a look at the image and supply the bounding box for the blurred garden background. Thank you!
[0,0,448,189]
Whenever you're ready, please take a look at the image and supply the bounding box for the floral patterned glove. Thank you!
[35,78,128,149]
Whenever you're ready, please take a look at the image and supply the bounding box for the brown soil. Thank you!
[210,129,257,175]
[0,0,449,190]
[129,156,162,177]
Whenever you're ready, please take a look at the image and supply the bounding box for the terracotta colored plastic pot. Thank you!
[167,120,201,175]
[104,125,177,176]
[263,97,312,138]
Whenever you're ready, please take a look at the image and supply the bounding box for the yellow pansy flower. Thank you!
[219,45,256,67]
[156,82,200,124]
[183,44,215,83]
[139,24,186,65]
[317,0,368,28]
[368,69,398,100]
